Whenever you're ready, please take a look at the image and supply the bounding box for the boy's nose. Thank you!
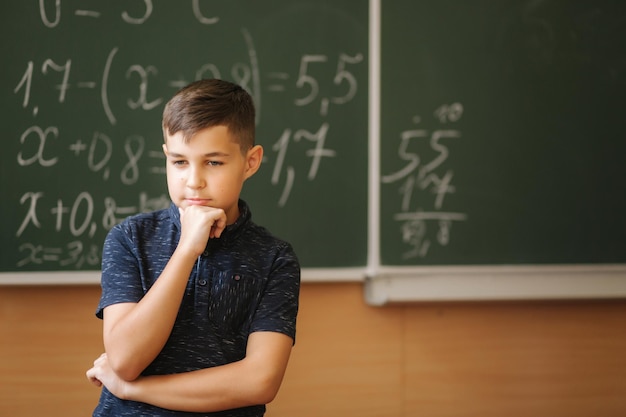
[186,168,205,189]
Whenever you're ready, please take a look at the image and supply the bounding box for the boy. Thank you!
[86,79,300,416]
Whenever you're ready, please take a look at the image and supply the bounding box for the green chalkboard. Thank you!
[380,0,626,266]
[0,1,368,274]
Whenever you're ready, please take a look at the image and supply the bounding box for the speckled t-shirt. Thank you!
[93,200,300,417]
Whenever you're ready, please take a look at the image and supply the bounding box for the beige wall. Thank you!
[1,282,625,416]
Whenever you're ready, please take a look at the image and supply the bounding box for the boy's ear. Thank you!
[244,145,263,180]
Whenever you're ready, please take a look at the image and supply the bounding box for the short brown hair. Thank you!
[162,79,255,152]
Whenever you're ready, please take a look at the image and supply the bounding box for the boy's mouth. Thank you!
[185,198,211,206]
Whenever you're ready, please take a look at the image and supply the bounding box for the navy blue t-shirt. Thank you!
[94,200,300,417]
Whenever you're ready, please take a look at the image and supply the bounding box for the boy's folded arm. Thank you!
[122,331,294,412]
[103,247,199,381]
[103,302,165,381]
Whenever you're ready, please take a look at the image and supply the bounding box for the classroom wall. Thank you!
[1,282,625,417]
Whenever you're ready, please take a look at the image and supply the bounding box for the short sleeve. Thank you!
[95,223,145,319]
[249,242,300,343]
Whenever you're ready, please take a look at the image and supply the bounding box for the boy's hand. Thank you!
[178,206,227,256]
[86,353,129,400]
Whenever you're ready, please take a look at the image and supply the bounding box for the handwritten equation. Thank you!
[5,1,367,270]
[382,103,467,259]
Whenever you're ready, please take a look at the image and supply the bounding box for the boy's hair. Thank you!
[162,78,256,152]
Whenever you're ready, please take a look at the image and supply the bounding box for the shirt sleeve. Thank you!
[249,242,301,343]
[95,222,145,319]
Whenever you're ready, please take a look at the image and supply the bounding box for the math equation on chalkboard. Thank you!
[1,1,369,272]
[381,103,467,261]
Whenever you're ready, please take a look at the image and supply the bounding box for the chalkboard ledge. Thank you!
[0,267,367,285]
[364,264,626,305]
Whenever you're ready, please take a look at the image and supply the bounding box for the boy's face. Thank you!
[163,125,262,224]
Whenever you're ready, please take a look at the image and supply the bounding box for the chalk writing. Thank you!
[38,0,216,28]
[5,1,366,271]
[382,103,467,259]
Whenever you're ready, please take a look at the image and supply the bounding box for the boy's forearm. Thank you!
[124,361,265,412]
[104,247,198,380]
[120,332,293,412]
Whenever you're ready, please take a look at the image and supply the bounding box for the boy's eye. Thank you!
[172,160,186,166]
[207,160,223,166]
